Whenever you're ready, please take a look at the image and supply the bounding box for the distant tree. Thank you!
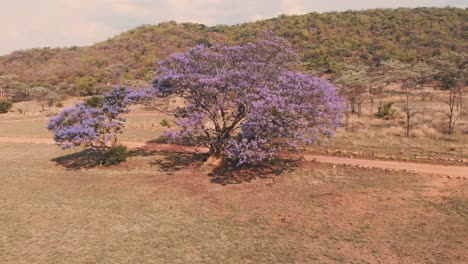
[433,52,467,134]
[46,91,63,107]
[368,72,386,116]
[382,60,433,137]
[412,62,435,101]
[30,87,50,111]
[0,101,13,113]
[335,65,369,118]
[157,36,343,164]
[74,75,99,96]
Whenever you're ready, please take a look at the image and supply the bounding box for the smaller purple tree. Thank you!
[48,87,156,150]
[157,35,343,164]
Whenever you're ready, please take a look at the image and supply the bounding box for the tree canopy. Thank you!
[157,36,343,164]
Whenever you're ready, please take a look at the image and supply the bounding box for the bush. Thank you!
[160,119,170,127]
[375,102,397,119]
[0,101,13,113]
[84,96,103,108]
[101,145,128,166]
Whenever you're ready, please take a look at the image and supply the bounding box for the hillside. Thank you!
[0,7,466,95]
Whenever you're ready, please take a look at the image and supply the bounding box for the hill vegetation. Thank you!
[0,7,466,96]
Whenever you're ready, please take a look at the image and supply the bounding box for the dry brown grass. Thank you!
[317,92,468,164]
[0,94,467,262]
[0,142,467,263]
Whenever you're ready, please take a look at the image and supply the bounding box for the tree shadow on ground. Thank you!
[52,149,103,169]
[150,152,209,174]
[52,147,162,170]
[53,142,300,185]
[150,151,300,185]
[208,158,300,185]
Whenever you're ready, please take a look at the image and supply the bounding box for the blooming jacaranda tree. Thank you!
[48,87,157,150]
[157,35,344,164]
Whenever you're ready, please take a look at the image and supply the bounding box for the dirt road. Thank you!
[0,136,466,178]
[0,112,164,123]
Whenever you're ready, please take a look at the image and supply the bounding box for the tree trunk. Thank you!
[404,85,412,137]
[357,103,362,118]
[345,111,350,132]
[447,88,457,135]
[457,86,463,116]
[209,143,223,159]
[406,113,410,137]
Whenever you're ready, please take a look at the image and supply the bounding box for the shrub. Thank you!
[48,87,157,150]
[0,101,13,113]
[101,145,128,166]
[160,119,170,127]
[84,96,103,108]
[46,91,63,107]
[375,102,397,119]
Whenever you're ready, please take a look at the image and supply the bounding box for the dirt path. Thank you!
[303,155,467,178]
[0,136,466,178]
[0,112,163,123]
[0,118,47,123]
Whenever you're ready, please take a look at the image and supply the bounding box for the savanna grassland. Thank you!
[0,99,467,263]
[0,6,467,264]
[0,141,467,263]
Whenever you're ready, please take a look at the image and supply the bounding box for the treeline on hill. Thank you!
[0,7,466,99]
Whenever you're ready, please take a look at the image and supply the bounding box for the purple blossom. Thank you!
[157,35,344,164]
[48,86,157,150]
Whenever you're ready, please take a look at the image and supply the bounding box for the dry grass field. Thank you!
[314,92,468,165]
[0,97,467,263]
[0,142,466,263]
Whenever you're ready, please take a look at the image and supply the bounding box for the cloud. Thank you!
[110,1,152,17]
[0,0,466,55]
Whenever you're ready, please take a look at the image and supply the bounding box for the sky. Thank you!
[0,0,466,55]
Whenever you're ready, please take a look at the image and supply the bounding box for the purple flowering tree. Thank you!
[157,36,343,164]
[48,87,156,150]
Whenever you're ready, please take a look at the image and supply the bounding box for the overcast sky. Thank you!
[0,0,466,55]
